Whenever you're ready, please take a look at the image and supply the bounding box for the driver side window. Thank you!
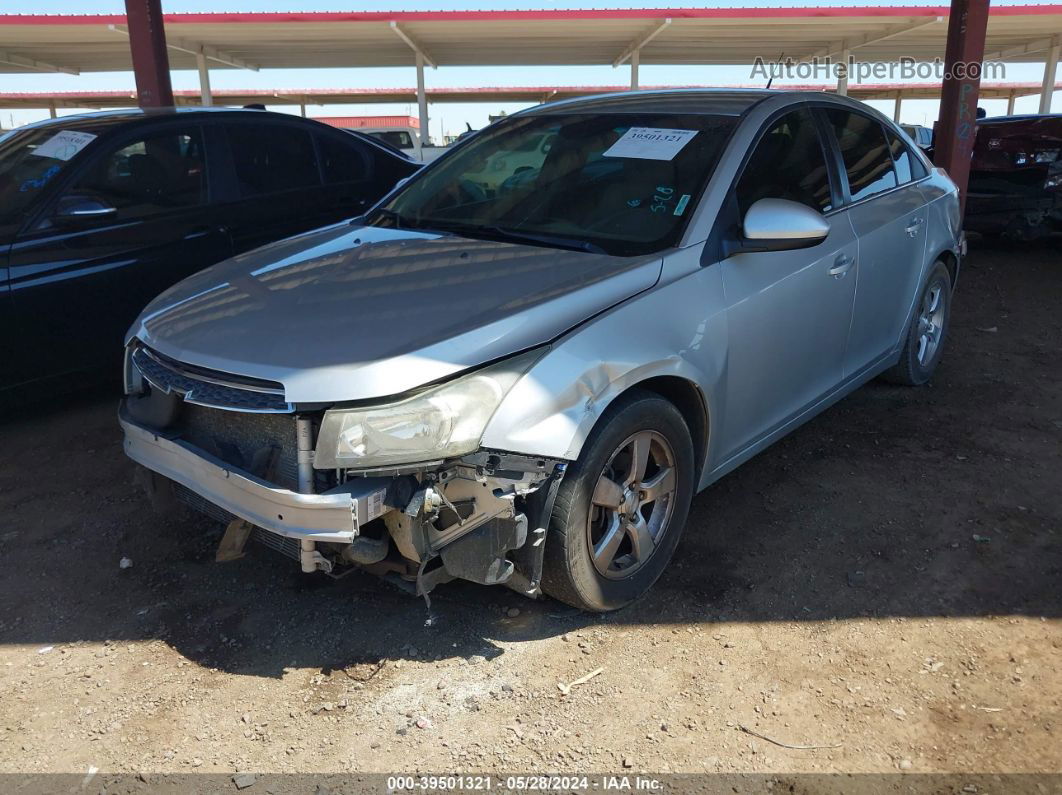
[736,109,833,217]
[59,127,207,221]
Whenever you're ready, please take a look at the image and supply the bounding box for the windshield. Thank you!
[371,112,737,256]
[0,124,99,221]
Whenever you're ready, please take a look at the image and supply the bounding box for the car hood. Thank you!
[129,223,662,403]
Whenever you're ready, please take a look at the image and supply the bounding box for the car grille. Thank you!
[178,403,301,491]
[131,344,292,413]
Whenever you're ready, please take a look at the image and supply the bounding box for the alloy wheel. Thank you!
[586,430,678,580]
[916,279,947,367]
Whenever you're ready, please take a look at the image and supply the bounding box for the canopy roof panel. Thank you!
[0,6,1060,75]
[0,81,1053,111]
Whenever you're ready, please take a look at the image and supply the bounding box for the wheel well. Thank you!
[628,376,709,482]
[938,249,959,288]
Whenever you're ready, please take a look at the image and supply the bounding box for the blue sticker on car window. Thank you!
[673,194,691,216]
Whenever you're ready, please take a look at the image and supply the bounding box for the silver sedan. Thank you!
[121,90,963,611]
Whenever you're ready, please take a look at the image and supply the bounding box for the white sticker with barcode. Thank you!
[602,127,698,161]
[31,130,97,161]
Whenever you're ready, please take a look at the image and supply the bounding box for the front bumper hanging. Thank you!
[120,410,389,544]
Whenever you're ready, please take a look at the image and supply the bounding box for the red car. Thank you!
[965,114,1062,240]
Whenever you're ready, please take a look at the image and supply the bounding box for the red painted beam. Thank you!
[4,6,1062,25]
[934,0,991,212]
[124,0,173,108]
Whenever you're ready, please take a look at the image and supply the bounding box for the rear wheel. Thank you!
[882,260,952,386]
[541,391,695,612]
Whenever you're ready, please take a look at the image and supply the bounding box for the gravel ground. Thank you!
[0,238,1059,781]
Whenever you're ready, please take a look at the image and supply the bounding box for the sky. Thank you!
[0,1,1058,134]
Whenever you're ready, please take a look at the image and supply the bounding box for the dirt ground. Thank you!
[0,238,1059,783]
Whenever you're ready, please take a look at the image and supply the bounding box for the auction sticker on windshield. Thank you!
[603,127,698,160]
[31,130,97,161]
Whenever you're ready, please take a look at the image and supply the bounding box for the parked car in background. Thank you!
[120,90,962,612]
[0,108,418,399]
[901,123,934,151]
[964,113,1062,240]
[360,127,449,162]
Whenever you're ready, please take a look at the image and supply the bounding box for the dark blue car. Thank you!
[0,107,417,400]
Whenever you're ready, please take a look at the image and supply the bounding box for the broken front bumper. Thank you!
[120,410,388,544]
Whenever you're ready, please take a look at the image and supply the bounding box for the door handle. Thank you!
[905,217,924,237]
[183,225,227,241]
[828,254,854,278]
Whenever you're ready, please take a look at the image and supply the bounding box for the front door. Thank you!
[717,107,858,460]
[8,124,231,385]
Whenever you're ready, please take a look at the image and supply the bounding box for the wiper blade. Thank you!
[479,226,606,255]
[420,221,605,254]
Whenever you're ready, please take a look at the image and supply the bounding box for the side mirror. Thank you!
[728,198,829,255]
[54,195,117,224]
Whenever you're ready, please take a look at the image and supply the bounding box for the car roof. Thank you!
[13,107,313,134]
[519,88,800,118]
[979,113,1062,124]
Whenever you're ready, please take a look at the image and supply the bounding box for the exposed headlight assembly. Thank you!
[315,349,544,470]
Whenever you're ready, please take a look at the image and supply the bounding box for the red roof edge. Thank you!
[2,6,1061,25]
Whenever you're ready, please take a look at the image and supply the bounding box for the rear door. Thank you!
[819,108,930,375]
[214,120,331,254]
[313,129,384,220]
[8,122,232,384]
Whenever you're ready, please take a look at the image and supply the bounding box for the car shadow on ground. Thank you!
[0,241,1058,678]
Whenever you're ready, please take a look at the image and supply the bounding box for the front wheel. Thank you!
[541,391,695,612]
[882,260,953,386]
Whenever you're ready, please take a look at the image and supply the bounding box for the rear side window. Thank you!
[886,129,914,184]
[370,131,414,150]
[317,134,367,184]
[736,108,833,216]
[226,124,319,197]
[64,127,207,218]
[825,109,897,202]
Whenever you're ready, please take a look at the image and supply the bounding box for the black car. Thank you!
[0,108,418,399]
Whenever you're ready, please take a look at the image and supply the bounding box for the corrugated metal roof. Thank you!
[0,7,1059,74]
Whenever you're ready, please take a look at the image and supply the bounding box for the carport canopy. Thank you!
[1,6,1062,73]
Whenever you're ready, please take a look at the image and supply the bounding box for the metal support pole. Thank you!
[415,52,429,156]
[1007,91,1016,115]
[893,91,903,122]
[48,101,57,119]
[836,45,850,96]
[1039,35,1060,114]
[123,0,174,107]
[934,0,991,212]
[299,102,306,117]
[630,48,640,90]
[195,50,212,106]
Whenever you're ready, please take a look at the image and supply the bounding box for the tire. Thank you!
[881,260,953,386]
[541,390,695,612]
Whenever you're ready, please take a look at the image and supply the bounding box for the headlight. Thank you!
[1045,174,1062,190]
[1034,149,1059,164]
[314,349,543,470]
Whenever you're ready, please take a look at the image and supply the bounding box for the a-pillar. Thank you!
[124,0,174,107]
[934,0,991,211]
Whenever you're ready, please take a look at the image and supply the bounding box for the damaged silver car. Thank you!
[121,90,963,611]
